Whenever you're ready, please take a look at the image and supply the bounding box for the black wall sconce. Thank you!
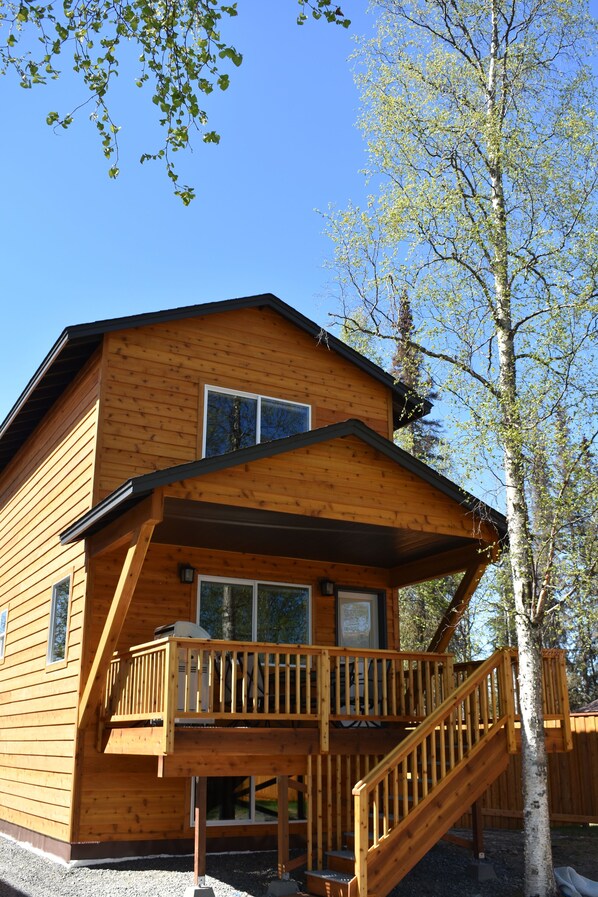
[319,579,335,597]
[179,563,196,584]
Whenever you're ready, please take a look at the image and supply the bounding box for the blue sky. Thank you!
[0,1,376,422]
[1,1,596,428]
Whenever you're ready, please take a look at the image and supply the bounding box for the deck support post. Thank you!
[194,777,207,886]
[277,775,290,879]
[471,798,485,859]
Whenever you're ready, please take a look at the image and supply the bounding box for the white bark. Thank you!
[487,3,556,893]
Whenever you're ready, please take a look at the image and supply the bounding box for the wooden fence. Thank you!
[458,714,598,828]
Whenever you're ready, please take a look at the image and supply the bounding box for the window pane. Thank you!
[206,776,251,822]
[205,391,257,457]
[257,585,309,644]
[48,579,70,663]
[260,398,309,444]
[254,775,306,821]
[199,581,253,640]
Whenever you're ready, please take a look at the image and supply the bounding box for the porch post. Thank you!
[194,777,208,886]
[471,798,485,859]
[319,650,330,754]
[277,775,290,880]
[427,561,488,653]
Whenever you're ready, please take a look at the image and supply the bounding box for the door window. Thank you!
[337,590,384,649]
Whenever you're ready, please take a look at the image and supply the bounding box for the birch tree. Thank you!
[327,2,598,894]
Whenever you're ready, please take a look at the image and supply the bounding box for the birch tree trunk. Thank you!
[487,2,555,889]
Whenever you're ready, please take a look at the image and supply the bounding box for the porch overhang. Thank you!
[60,419,506,584]
[151,497,487,573]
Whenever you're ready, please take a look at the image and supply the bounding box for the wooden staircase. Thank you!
[303,649,569,897]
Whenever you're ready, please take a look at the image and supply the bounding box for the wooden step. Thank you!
[305,869,357,897]
[326,848,355,874]
[344,830,376,851]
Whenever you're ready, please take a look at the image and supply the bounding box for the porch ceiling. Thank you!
[153,497,478,569]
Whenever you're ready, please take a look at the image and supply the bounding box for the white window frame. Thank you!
[0,607,7,661]
[190,776,258,828]
[190,774,307,828]
[193,576,311,827]
[202,385,311,458]
[46,576,71,666]
[196,574,312,644]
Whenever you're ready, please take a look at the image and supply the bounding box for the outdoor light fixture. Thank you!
[179,563,196,584]
[319,579,335,597]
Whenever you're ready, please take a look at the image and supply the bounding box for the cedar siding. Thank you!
[0,354,100,843]
[164,435,497,543]
[75,544,392,843]
[96,306,393,498]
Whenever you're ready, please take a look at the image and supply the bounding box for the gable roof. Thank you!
[60,418,507,545]
[0,294,431,475]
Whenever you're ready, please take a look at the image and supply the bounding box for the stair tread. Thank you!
[326,849,355,859]
[307,870,354,883]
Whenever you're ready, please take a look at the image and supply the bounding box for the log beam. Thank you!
[390,543,493,588]
[87,491,164,559]
[427,561,489,653]
[78,516,160,730]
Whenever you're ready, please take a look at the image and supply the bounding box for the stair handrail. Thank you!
[353,648,513,797]
[352,648,515,897]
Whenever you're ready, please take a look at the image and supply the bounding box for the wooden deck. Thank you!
[100,639,453,755]
[99,641,571,897]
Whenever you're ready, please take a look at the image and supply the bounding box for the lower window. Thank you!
[192,775,305,825]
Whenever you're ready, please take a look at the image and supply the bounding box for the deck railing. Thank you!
[102,638,453,753]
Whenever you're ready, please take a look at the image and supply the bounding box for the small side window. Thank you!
[0,608,7,661]
[47,578,71,665]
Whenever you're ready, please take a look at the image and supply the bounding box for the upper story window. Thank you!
[0,608,7,661]
[47,577,71,665]
[203,386,310,458]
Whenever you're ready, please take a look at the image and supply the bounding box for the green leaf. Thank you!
[218,46,242,67]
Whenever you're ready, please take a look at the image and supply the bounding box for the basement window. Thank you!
[47,577,71,665]
[191,775,306,826]
[203,386,310,458]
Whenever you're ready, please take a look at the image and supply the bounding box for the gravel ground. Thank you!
[1,827,597,897]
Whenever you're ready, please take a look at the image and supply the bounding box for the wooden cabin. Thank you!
[0,294,571,896]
